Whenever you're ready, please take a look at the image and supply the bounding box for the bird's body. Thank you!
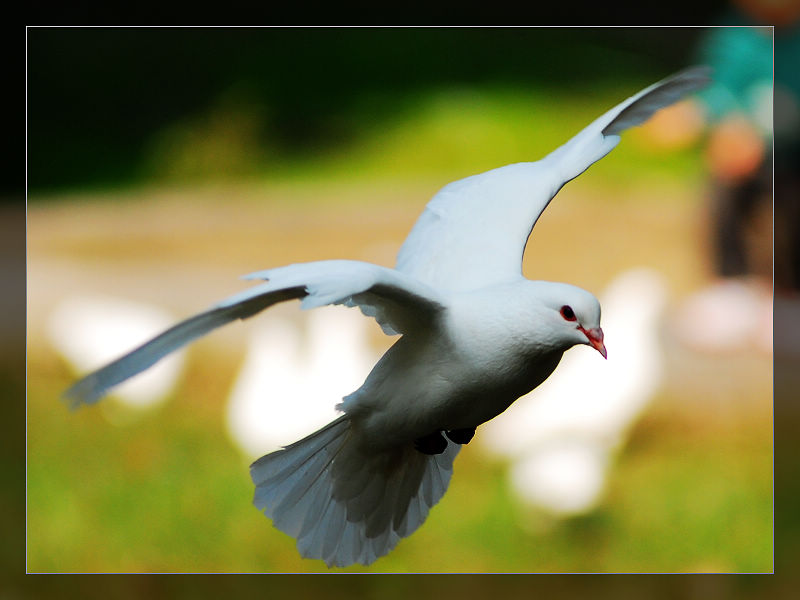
[340,281,579,448]
[64,67,711,567]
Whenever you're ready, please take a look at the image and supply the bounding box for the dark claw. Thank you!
[414,431,447,455]
[445,428,475,445]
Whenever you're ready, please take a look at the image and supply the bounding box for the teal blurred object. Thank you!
[694,26,772,128]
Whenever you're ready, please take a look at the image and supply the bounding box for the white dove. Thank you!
[64,67,711,568]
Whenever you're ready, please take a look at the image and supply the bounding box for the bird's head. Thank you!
[535,281,607,358]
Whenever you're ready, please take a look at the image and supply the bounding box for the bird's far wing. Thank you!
[395,66,711,292]
[64,260,444,408]
[543,66,712,184]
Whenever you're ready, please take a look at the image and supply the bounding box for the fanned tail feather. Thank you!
[250,416,460,567]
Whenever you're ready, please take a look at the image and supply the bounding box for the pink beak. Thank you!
[580,326,607,359]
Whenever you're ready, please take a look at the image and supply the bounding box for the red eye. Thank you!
[560,305,577,321]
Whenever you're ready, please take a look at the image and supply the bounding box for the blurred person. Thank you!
[697,21,771,282]
[661,11,799,353]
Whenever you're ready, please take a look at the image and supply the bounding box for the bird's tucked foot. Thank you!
[445,427,475,445]
[414,431,448,455]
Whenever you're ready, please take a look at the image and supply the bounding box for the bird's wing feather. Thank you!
[395,66,711,291]
[545,65,713,183]
[64,260,444,407]
[240,259,445,335]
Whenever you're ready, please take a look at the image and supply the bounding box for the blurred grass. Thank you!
[139,82,707,192]
[27,343,771,573]
[26,82,771,573]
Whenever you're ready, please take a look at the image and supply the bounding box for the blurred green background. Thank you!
[26,26,720,194]
[26,24,773,579]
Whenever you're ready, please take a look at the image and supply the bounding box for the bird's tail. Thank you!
[250,415,460,567]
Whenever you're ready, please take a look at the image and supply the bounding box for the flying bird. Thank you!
[64,67,711,567]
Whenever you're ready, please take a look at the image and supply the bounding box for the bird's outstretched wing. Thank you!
[395,66,712,292]
[63,260,445,408]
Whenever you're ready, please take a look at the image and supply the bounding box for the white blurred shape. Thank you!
[226,305,380,459]
[510,439,610,515]
[480,268,668,516]
[672,278,772,354]
[48,295,185,409]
